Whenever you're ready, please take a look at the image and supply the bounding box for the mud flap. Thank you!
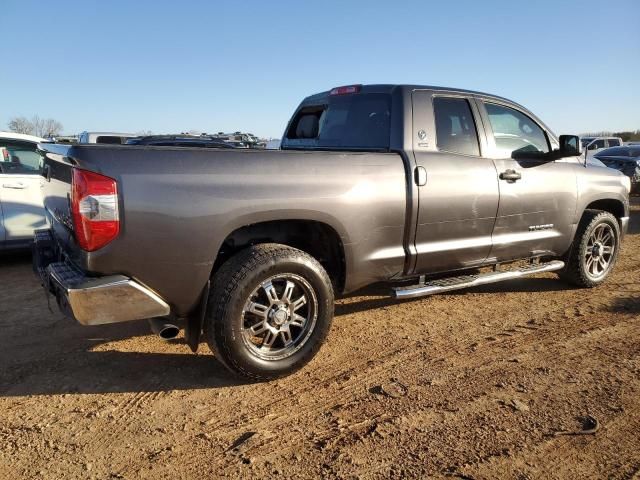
[185,280,210,353]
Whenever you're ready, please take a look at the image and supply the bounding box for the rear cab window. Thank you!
[96,136,126,144]
[283,89,391,151]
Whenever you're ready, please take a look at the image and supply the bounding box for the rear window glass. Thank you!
[595,147,635,157]
[286,93,391,150]
[96,136,125,144]
[607,139,621,147]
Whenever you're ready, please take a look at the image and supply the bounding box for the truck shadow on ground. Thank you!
[606,295,640,315]
[0,255,249,397]
[0,317,249,397]
[335,277,568,317]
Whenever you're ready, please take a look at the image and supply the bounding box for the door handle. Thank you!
[499,169,521,183]
[2,182,27,189]
[414,166,427,186]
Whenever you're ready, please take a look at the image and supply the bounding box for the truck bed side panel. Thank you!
[41,146,407,315]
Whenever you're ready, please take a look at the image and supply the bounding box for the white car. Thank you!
[581,136,623,159]
[0,132,48,250]
[78,131,137,144]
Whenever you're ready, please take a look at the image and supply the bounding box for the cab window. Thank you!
[433,97,480,156]
[485,103,549,157]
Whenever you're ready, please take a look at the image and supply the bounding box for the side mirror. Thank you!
[559,135,582,156]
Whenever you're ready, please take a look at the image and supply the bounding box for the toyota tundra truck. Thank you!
[33,84,631,380]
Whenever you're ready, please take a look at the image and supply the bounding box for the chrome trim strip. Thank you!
[393,260,565,299]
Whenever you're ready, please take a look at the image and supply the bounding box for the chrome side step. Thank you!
[392,260,565,299]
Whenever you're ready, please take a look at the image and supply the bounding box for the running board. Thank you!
[392,260,565,299]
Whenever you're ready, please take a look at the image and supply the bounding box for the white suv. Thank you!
[581,136,624,158]
[0,132,47,250]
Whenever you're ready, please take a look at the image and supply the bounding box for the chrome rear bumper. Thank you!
[33,230,170,325]
[46,263,170,325]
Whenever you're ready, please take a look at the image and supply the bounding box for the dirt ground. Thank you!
[1,202,639,480]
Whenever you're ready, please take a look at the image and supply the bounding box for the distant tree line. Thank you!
[7,115,64,138]
[581,130,640,142]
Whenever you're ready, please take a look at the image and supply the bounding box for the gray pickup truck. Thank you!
[34,84,630,380]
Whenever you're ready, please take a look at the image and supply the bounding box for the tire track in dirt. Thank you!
[1,201,638,479]
[178,282,639,474]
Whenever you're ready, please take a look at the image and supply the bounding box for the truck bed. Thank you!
[39,143,408,315]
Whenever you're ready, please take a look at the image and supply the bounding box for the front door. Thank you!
[411,90,499,274]
[475,99,578,262]
[0,140,47,242]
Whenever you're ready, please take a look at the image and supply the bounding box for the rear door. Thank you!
[475,99,577,261]
[0,140,47,242]
[411,90,499,274]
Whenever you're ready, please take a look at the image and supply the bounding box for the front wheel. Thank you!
[559,209,620,288]
[205,244,334,380]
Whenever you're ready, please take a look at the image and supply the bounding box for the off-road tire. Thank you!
[205,243,334,380]
[559,209,620,288]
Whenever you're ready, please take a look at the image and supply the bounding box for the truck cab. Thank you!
[283,85,628,279]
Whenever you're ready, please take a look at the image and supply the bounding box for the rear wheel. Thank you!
[559,210,620,288]
[205,244,334,380]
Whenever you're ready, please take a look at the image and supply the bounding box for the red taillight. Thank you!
[71,169,120,251]
[329,84,362,96]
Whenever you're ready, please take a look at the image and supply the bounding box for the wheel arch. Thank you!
[211,219,347,294]
[583,198,627,224]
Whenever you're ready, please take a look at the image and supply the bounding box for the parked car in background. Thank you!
[212,132,266,148]
[581,136,624,158]
[0,132,47,250]
[52,135,79,144]
[627,141,640,146]
[125,135,236,148]
[265,139,281,149]
[78,131,137,144]
[594,146,640,195]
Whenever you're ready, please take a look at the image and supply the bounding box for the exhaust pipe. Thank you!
[148,318,180,340]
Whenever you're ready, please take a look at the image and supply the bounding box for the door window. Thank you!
[607,138,621,147]
[0,141,42,174]
[433,97,480,156]
[485,103,550,157]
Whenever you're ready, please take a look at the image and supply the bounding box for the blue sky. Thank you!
[2,0,638,138]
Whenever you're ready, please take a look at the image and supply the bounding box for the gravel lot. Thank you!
[1,200,639,479]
